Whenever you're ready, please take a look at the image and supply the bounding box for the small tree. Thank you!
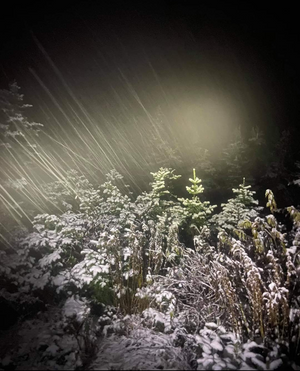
[0,81,43,151]
[212,178,260,234]
[173,169,216,248]
[0,82,44,245]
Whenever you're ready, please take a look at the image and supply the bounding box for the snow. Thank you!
[212,364,223,370]
[39,249,62,267]
[293,179,300,186]
[197,355,214,369]
[61,237,74,245]
[1,298,299,371]
[202,344,212,354]
[250,356,266,369]
[0,306,84,370]
[90,327,191,370]
[26,271,51,289]
[287,246,297,254]
[205,322,219,329]
[63,296,90,323]
[44,344,59,356]
[269,359,283,369]
[1,164,300,371]
[224,344,236,357]
[242,341,264,352]
[210,339,224,352]
[90,265,108,275]
[290,308,300,321]
[142,308,172,333]
[227,362,238,370]
[52,272,69,291]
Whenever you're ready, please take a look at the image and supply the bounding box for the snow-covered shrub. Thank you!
[0,81,43,149]
[2,163,299,365]
[1,167,219,319]
[148,189,300,362]
[211,178,261,235]
[220,198,298,348]
[0,298,98,370]
[136,282,176,321]
[0,81,44,245]
[3,168,188,315]
[41,169,99,213]
[90,323,192,370]
[147,244,243,335]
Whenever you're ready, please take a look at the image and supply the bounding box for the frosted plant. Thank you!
[3,168,186,315]
[176,168,216,235]
[0,81,43,148]
[212,178,260,235]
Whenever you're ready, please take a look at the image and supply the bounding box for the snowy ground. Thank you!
[0,306,85,370]
[0,302,299,370]
[89,328,191,370]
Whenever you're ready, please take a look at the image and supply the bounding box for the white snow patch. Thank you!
[212,364,223,370]
[251,356,266,369]
[205,322,218,330]
[292,179,300,186]
[197,355,214,369]
[63,296,90,323]
[210,339,224,352]
[202,344,212,355]
[90,327,191,370]
[269,359,283,369]
[142,308,171,333]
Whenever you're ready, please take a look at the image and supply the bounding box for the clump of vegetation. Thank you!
[0,166,300,369]
[211,177,261,234]
[150,187,300,361]
[0,82,299,367]
[0,168,205,315]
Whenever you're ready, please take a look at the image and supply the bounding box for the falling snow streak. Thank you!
[1,4,291,242]
[28,37,145,192]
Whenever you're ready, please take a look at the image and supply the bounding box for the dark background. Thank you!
[0,1,299,205]
[1,0,299,133]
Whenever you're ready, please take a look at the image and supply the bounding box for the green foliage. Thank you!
[149,167,181,199]
[177,168,216,229]
[212,178,260,234]
[265,189,278,213]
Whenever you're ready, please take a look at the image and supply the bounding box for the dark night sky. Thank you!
[0,1,299,164]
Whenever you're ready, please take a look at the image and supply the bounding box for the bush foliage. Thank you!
[1,165,300,366]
